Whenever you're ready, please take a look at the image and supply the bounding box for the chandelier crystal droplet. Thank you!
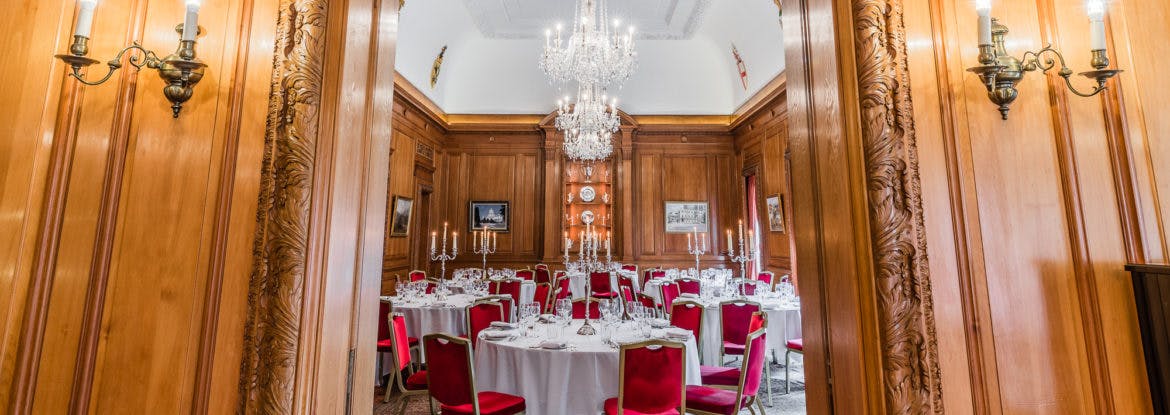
[541,0,637,163]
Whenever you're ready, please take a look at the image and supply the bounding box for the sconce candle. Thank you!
[975,0,991,45]
[182,0,201,42]
[75,0,98,38]
[1087,0,1106,51]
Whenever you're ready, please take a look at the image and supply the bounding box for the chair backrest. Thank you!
[466,300,506,347]
[636,293,658,314]
[676,278,701,295]
[650,269,667,280]
[390,313,413,371]
[571,298,600,319]
[515,269,535,281]
[720,301,762,345]
[483,295,513,322]
[377,301,393,343]
[622,264,638,272]
[533,282,553,313]
[556,275,571,296]
[660,283,681,312]
[589,271,613,293]
[739,280,758,296]
[735,328,769,402]
[757,271,775,285]
[423,334,478,411]
[493,279,524,306]
[670,301,704,342]
[553,287,571,302]
[780,273,792,284]
[535,263,549,270]
[748,310,767,333]
[409,270,427,282]
[621,286,635,303]
[618,275,636,295]
[424,280,437,294]
[617,340,687,414]
[534,267,552,285]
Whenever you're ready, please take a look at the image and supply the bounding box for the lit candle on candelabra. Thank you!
[726,228,733,256]
[975,0,992,46]
[1087,0,1106,51]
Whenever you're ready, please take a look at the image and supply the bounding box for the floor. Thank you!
[373,359,806,414]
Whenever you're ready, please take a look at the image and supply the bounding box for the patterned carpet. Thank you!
[372,360,806,414]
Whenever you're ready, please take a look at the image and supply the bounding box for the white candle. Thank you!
[975,0,992,45]
[182,0,201,42]
[431,232,436,252]
[492,232,497,250]
[1087,0,1106,50]
[726,229,733,256]
[472,230,478,250]
[687,233,693,250]
[701,233,707,251]
[74,0,98,38]
[748,230,755,252]
[545,29,551,48]
[452,232,458,255]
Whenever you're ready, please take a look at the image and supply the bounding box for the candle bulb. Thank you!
[1087,0,1106,50]
[431,232,436,252]
[453,232,458,255]
[74,0,98,38]
[976,0,992,45]
[726,229,733,256]
[182,0,201,42]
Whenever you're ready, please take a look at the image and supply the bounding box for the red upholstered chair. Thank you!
[659,283,681,314]
[382,313,430,411]
[553,287,572,304]
[571,298,601,319]
[618,274,637,297]
[424,280,438,294]
[423,334,526,415]
[719,301,762,365]
[737,280,758,296]
[785,338,804,393]
[676,277,701,295]
[492,279,524,308]
[621,263,638,274]
[466,300,507,348]
[377,302,394,356]
[670,301,704,348]
[554,273,571,298]
[590,271,619,299]
[699,311,769,390]
[621,286,635,305]
[648,268,667,285]
[534,267,552,285]
[757,271,776,291]
[636,293,659,318]
[686,329,768,415]
[533,282,553,313]
[485,295,513,323]
[535,263,549,270]
[515,269,535,281]
[603,340,688,415]
[409,270,427,282]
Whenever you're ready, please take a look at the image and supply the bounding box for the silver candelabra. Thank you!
[472,225,497,279]
[429,222,458,285]
[686,226,707,275]
[726,220,757,295]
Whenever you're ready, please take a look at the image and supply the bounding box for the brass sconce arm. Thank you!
[54,25,207,118]
[966,19,1122,120]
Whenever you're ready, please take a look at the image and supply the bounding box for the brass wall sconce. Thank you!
[966,0,1121,120]
[55,0,207,118]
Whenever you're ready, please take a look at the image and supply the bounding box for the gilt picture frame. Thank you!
[389,195,414,237]
[469,201,510,232]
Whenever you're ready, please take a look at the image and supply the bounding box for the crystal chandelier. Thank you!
[540,0,637,87]
[556,83,620,162]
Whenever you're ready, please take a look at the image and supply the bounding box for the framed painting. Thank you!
[389,195,414,237]
[664,201,709,233]
[469,201,510,232]
[766,194,786,233]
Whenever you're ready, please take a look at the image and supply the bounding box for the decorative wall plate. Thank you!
[579,186,596,202]
[580,210,595,224]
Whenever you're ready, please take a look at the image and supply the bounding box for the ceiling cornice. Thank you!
[729,72,787,130]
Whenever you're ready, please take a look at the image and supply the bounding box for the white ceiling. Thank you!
[395,0,785,115]
[462,0,712,40]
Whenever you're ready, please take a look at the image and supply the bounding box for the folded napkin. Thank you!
[481,330,513,340]
[540,341,567,349]
[490,321,518,329]
[664,327,691,339]
[538,314,557,324]
[679,293,699,298]
[649,318,670,329]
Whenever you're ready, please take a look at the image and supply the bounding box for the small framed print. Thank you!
[389,195,414,237]
[664,201,709,233]
[766,194,786,233]
[469,201,510,232]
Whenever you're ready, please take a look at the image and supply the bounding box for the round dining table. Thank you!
[473,319,701,415]
[378,293,484,375]
[678,296,802,364]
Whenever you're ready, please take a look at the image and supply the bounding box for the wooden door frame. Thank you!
[784,0,943,413]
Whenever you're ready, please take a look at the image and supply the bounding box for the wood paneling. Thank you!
[3,0,398,413]
[734,90,794,276]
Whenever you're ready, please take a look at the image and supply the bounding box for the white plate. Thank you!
[580,210,595,224]
[579,186,596,202]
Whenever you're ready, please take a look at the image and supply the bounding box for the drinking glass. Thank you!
[556,299,572,326]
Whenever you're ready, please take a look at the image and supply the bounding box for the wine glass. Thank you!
[556,299,572,326]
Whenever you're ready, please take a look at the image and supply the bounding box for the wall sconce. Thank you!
[966,0,1121,120]
[54,0,207,118]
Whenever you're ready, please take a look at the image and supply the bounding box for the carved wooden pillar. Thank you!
[616,125,636,262]
[785,0,941,413]
[540,125,564,264]
[239,0,399,413]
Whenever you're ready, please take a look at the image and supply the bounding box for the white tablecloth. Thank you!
[567,270,639,300]
[379,293,483,372]
[686,299,801,364]
[474,320,701,415]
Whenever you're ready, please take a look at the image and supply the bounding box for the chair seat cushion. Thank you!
[786,338,803,351]
[603,397,681,415]
[404,370,428,391]
[684,385,749,415]
[440,391,526,415]
[699,365,741,387]
[591,291,619,299]
[408,336,419,346]
[722,341,745,355]
[376,338,393,353]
